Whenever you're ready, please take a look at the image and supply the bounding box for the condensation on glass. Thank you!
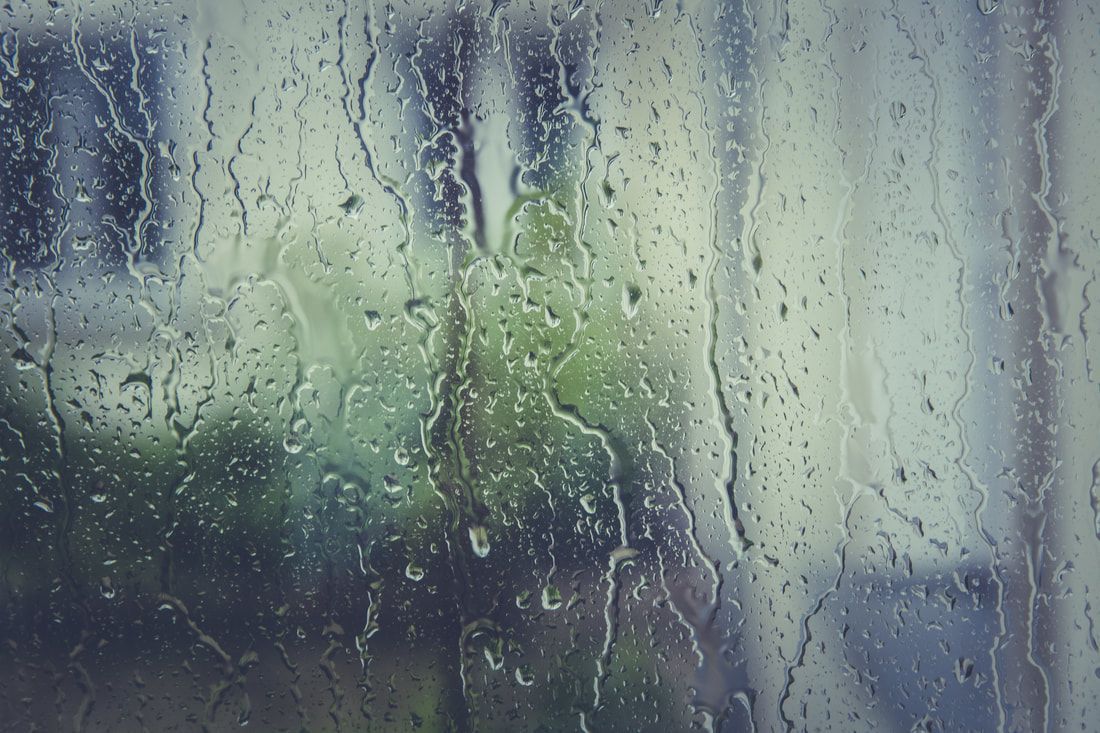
[0,0,1097,730]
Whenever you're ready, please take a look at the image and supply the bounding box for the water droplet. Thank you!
[622,283,643,319]
[339,194,364,217]
[541,585,562,611]
[99,577,116,600]
[469,525,491,558]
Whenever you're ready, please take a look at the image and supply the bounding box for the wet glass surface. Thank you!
[1,0,1098,730]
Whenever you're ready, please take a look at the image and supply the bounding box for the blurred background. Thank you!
[1,0,1098,730]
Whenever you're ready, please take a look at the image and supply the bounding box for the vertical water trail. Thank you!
[778,35,878,728]
[893,5,1008,726]
[535,1,632,725]
[688,11,750,570]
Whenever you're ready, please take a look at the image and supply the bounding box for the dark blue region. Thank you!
[0,30,173,272]
[819,563,1002,732]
